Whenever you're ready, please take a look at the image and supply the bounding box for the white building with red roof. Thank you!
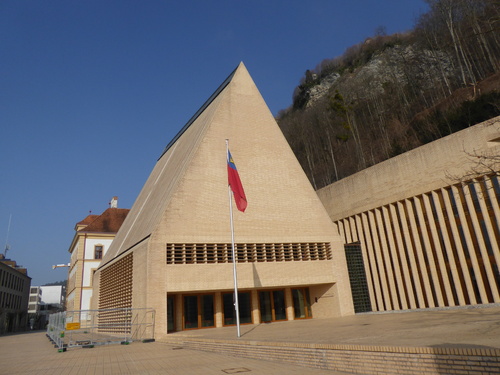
[66,197,129,313]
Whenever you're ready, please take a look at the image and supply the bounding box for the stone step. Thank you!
[161,336,500,375]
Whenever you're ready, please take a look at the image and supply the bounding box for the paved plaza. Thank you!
[0,331,346,375]
[1,305,500,374]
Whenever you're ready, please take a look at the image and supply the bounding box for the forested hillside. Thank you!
[277,0,500,189]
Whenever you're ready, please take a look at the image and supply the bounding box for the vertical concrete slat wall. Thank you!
[414,195,445,306]
[396,200,425,308]
[407,197,436,307]
[387,204,412,309]
[393,202,419,308]
[463,181,500,302]
[318,117,500,312]
[344,219,353,244]
[440,187,477,305]
[452,185,489,304]
[337,221,346,244]
[430,190,465,306]
[486,178,500,232]
[375,208,399,310]
[361,212,384,310]
[348,217,358,242]
[476,180,500,276]
[424,192,457,306]
[381,205,408,310]
[328,176,500,311]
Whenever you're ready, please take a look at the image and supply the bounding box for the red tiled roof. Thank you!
[78,208,130,233]
[77,215,99,227]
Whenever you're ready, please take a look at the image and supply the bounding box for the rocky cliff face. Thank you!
[279,0,500,189]
[279,39,499,189]
[296,44,457,109]
[305,73,339,107]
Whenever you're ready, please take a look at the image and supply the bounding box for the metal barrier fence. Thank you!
[47,308,155,351]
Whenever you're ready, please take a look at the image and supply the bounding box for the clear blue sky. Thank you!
[0,0,428,286]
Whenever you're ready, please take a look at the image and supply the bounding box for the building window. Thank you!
[94,245,103,259]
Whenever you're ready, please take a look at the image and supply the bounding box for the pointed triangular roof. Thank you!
[101,62,337,266]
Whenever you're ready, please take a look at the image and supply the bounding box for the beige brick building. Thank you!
[317,116,500,313]
[93,63,354,339]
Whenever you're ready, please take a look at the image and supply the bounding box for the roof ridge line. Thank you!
[158,63,240,160]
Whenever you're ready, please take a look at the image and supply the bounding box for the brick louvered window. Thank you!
[98,253,133,333]
[166,243,332,265]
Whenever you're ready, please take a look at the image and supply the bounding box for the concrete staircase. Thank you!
[161,336,500,374]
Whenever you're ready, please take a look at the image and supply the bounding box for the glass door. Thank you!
[259,291,273,322]
[292,288,312,319]
[183,294,215,329]
[273,290,286,320]
[239,292,252,324]
[223,292,252,325]
[167,295,175,332]
[183,295,199,329]
[200,295,214,327]
[259,290,286,322]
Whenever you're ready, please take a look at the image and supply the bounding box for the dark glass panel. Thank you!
[259,291,272,322]
[200,295,214,327]
[273,290,286,320]
[167,296,175,332]
[183,295,198,329]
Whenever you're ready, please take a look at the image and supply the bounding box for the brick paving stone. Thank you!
[0,331,345,375]
[2,305,500,374]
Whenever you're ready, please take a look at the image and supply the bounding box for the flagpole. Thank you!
[226,139,241,338]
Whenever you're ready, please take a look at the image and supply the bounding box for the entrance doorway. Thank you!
[222,292,252,325]
[259,290,286,322]
[292,288,312,319]
[183,294,215,329]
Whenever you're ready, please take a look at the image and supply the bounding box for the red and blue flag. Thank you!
[227,150,247,212]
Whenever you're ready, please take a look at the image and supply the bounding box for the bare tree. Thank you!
[447,146,500,184]
[277,0,500,189]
